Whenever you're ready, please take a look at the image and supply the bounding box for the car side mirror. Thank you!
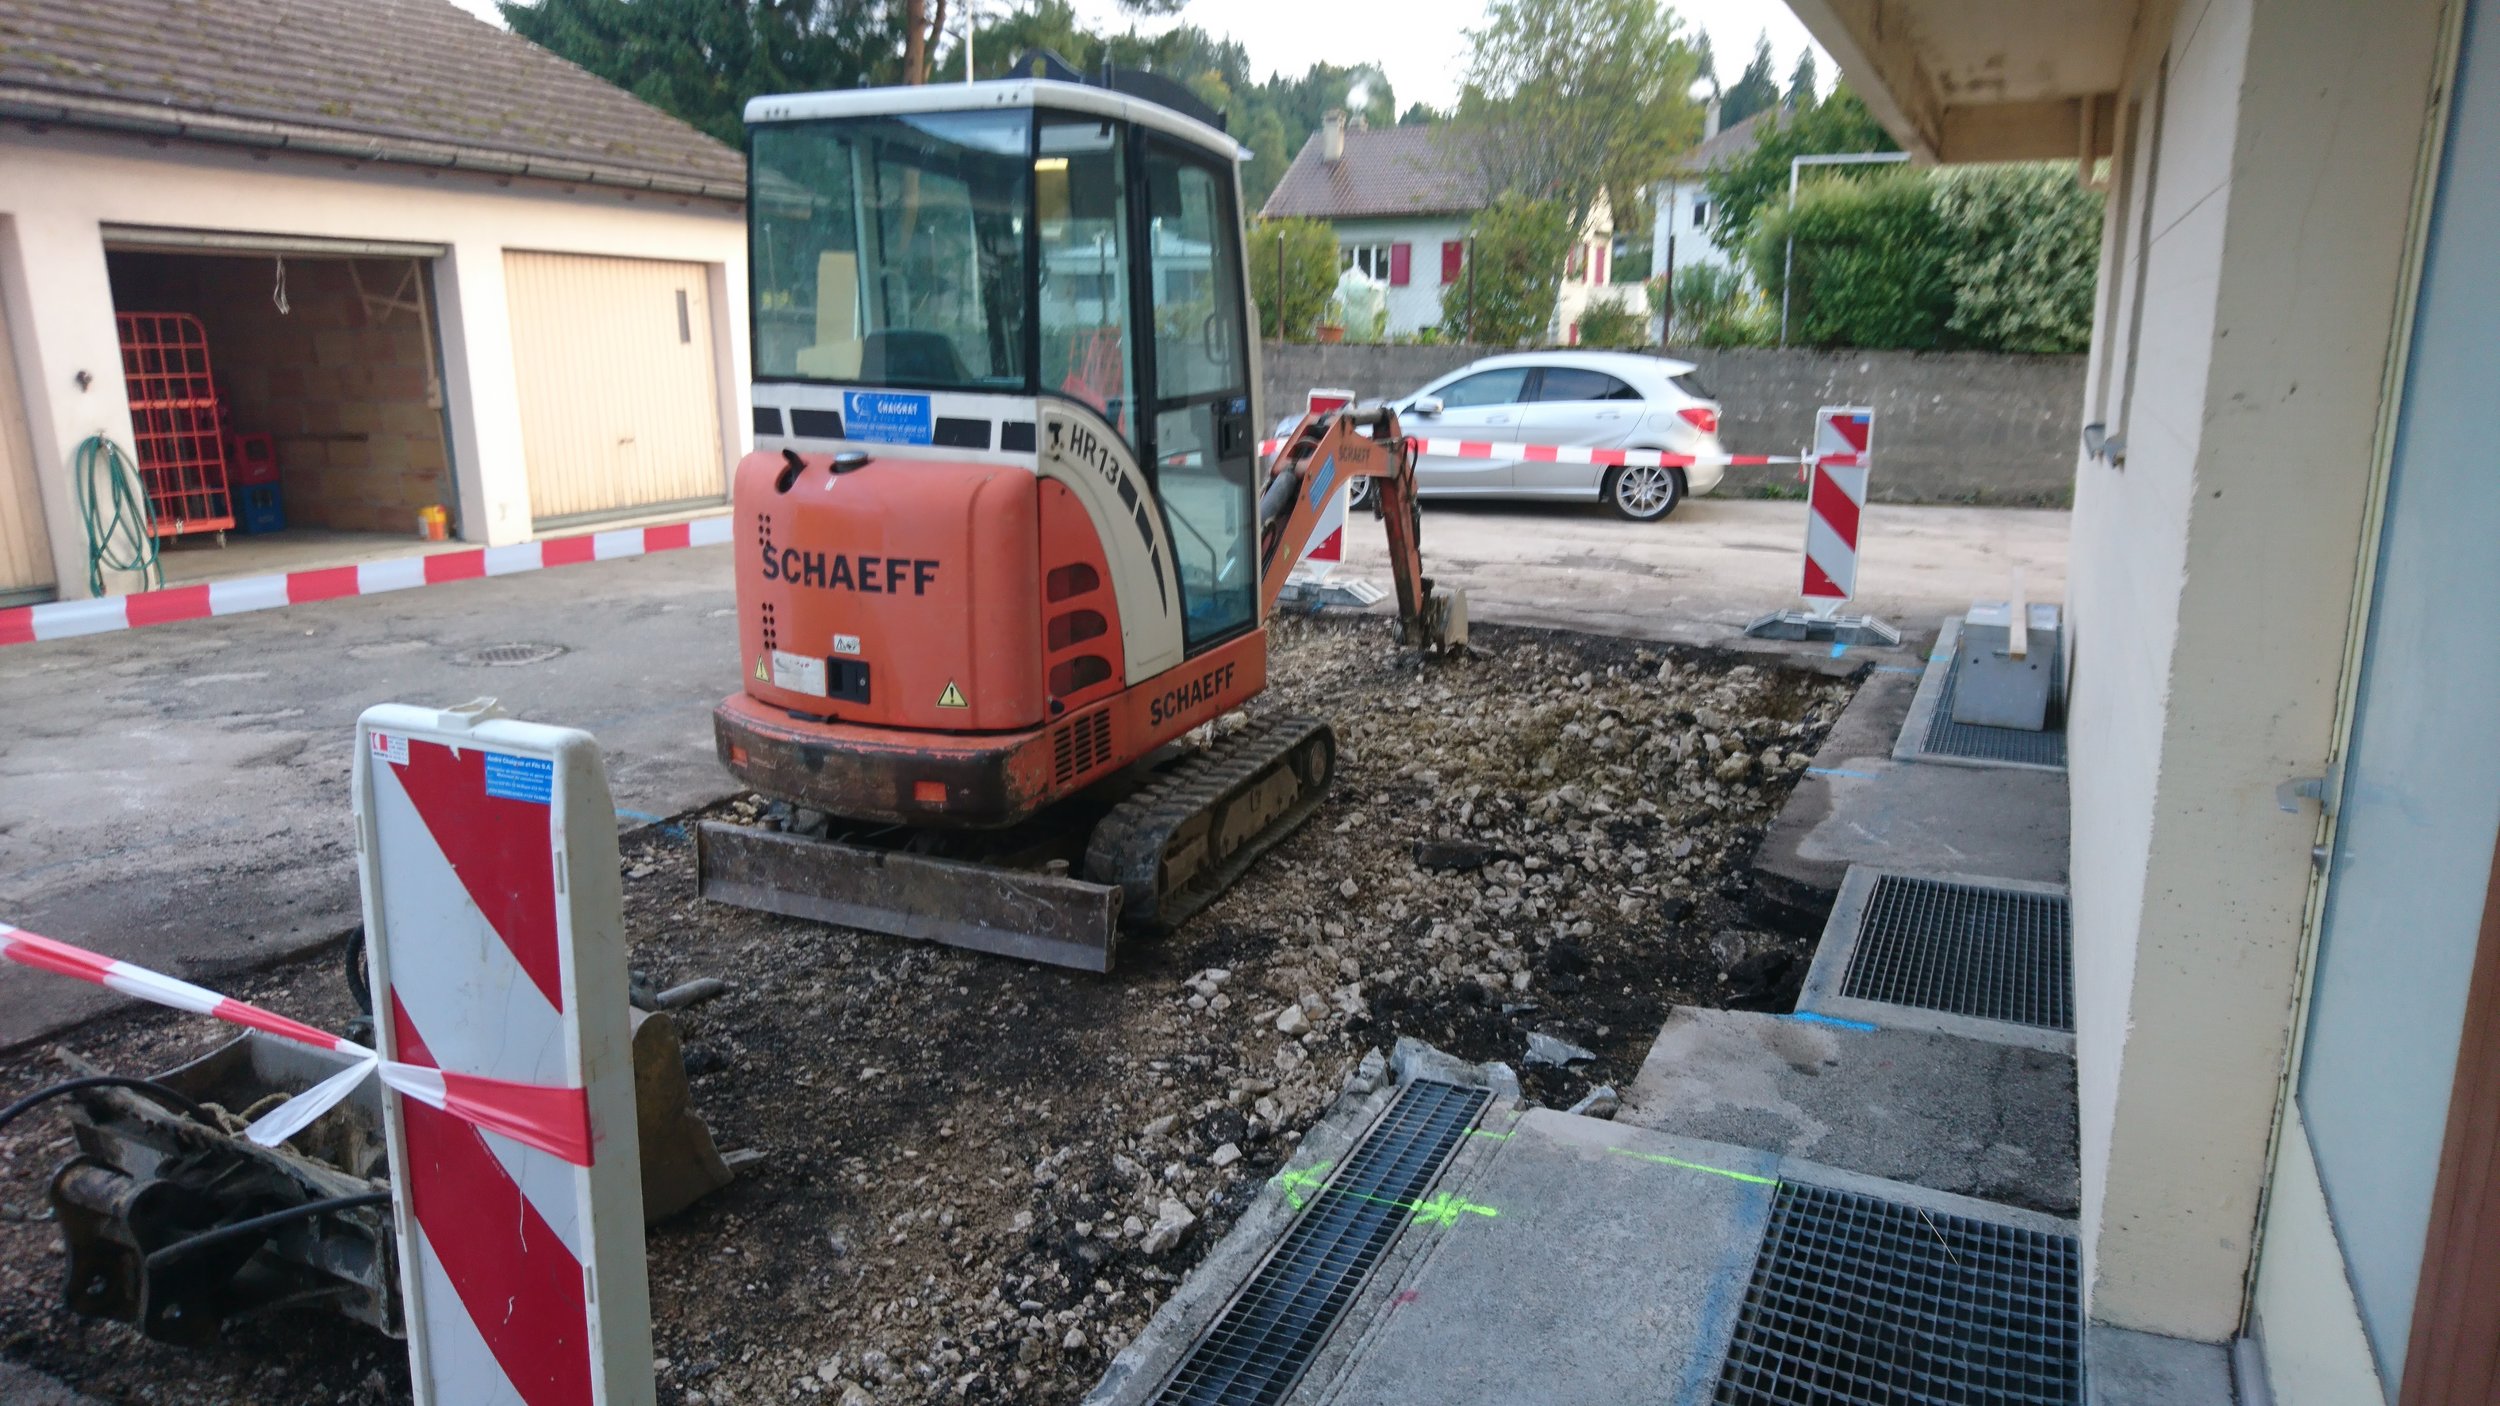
[1412,396,1443,417]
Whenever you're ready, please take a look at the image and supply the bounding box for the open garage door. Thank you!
[0,292,55,604]
[505,251,728,527]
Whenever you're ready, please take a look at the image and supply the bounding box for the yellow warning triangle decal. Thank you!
[754,655,769,682]
[936,680,968,709]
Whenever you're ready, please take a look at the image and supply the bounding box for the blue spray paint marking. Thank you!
[616,808,665,824]
[1669,1174,1781,1406]
[1874,665,1925,675]
[1788,1011,1879,1033]
[1829,641,1849,658]
[1806,766,1878,780]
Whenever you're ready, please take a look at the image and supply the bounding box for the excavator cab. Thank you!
[707,63,1460,970]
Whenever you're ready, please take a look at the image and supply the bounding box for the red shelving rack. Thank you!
[116,312,236,537]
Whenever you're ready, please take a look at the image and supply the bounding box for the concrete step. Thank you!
[1618,1005,2079,1216]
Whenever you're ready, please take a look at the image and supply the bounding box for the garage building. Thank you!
[0,0,750,604]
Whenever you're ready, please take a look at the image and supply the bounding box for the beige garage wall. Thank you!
[505,251,728,524]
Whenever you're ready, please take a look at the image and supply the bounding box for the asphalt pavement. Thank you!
[0,495,2068,1048]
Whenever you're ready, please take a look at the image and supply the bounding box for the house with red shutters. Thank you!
[1258,112,1635,343]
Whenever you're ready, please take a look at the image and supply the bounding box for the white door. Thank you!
[505,252,728,526]
[2292,6,2500,1390]
[1408,365,1531,493]
[1518,365,1639,496]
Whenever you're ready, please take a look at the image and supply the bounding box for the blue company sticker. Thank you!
[844,390,934,445]
[483,752,555,805]
[1306,454,1338,509]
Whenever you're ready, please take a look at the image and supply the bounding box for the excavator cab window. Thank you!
[1137,134,1256,650]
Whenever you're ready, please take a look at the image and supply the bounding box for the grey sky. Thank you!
[458,1,1832,114]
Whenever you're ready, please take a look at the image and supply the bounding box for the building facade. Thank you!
[0,0,749,604]
[1789,0,2500,1399]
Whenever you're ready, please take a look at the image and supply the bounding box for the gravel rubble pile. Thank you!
[0,616,1853,1405]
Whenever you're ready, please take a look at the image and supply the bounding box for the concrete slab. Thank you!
[2087,1323,2239,1405]
[1755,646,2069,909]
[1297,1107,1780,1406]
[0,545,742,1049]
[1618,1007,2080,1215]
[1797,866,2076,1054]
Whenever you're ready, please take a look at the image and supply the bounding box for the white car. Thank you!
[1365,351,1727,521]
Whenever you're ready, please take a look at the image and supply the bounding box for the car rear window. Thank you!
[1670,372,1716,401]
[1536,368,1641,402]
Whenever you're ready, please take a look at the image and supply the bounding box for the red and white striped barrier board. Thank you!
[0,515,734,649]
[1802,407,1876,606]
[357,701,652,1406]
[1300,388,1357,569]
[0,922,589,1160]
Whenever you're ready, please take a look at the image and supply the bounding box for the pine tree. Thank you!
[1718,33,1779,127]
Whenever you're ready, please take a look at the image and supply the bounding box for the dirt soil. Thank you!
[0,616,1855,1405]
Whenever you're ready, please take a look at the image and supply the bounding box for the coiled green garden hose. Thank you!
[74,433,161,597]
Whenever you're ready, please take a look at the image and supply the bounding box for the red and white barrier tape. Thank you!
[0,515,734,649]
[0,921,592,1165]
[1255,437,1809,469]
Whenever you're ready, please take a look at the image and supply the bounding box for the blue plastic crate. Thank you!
[238,482,285,535]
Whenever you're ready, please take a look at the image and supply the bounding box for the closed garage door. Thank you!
[505,251,727,525]
[0,294,54,602]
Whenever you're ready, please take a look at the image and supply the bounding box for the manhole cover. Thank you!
[453,642,569,667]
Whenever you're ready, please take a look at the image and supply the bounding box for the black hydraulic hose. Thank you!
[0,1076,213,1136]
[143,1192,394,1270]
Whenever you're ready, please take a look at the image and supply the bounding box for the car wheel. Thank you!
[1604,463,1684,521]
[1345,474,1375,510]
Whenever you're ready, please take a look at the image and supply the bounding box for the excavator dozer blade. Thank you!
[696,821,1122,972]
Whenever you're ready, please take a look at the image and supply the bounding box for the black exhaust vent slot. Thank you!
[753,405,785,437]
[1052,709,1114,785]
[789,407,846,439]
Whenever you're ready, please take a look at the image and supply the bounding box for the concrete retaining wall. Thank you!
[1261,343,2086,507]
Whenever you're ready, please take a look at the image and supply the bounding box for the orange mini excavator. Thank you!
[697,57,1466,971]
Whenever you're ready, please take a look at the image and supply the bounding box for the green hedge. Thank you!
[1746,163,2101,353]
[1246,218,1339,341]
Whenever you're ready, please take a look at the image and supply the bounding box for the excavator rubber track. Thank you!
[1086,714,1337,933]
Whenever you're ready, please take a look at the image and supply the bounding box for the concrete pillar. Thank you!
[0,210,144,597]
[2066,0,2453,1340]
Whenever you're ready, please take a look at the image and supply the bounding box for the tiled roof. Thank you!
[1259,124,1490,220]
[1676,107,1774,174]
[0,0,745,199]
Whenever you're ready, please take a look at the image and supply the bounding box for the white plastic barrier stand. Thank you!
[355,700,653,1406]
[1296,387,1358,575]
[1801,406,1875,610]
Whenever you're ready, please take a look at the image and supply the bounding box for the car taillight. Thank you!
[1679,406,1720,435]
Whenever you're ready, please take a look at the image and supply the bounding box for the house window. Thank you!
[1691,199,1710,230]
[1340,242,1392,281]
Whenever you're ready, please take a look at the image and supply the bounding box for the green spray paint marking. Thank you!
[1273,1161,1334,1210]
[1268,1163,1503,1227]
[1464,1129,1514,1142]
[1408,1192,1501,1227]
[1607,1147,1779,1186]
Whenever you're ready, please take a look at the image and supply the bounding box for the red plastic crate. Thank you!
[116,312,236,536]
[226,430,279,486]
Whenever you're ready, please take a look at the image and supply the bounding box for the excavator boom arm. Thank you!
[1255,407,1465,649]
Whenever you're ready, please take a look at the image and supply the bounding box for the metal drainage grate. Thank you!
[1842,876,2072,1031]
[453,641,569,668]
[1152,1079,1489,1406]
[1715,1181,2081,1405]
[1923,651,2066,768]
